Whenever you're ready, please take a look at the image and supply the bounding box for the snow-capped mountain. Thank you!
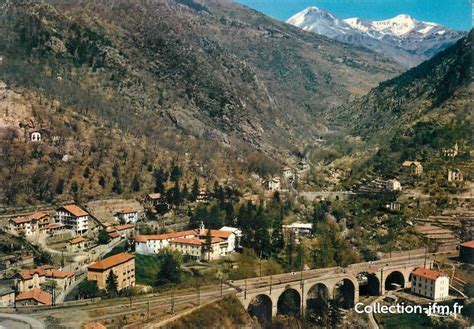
[287,7,465,67]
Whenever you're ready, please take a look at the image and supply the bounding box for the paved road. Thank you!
[0,313,45,329]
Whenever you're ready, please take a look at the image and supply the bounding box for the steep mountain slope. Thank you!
[326,31,471,142]
[321,32,472,188]
[0,0,401,205]
[1,0,400,155]
[287,7,465,67]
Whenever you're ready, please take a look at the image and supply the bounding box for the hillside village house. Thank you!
[401,161,423,176]
[0,288,15,307]
[87,253,135,291]
[282,167,294,180]
[114,224,135,238]
[385,179,402,191]
[135,224,238,260]
[263,177,281,191]
[68,236,86,252]
[144,193,162,207]
[411,268,450,301]
[45,270,76,292]
[16,266,75,293]
[447,169,463,182]
[55,204,89,235]
[115,208,139,224]
[16,288,52,306]
[31,212,50,233]
[442,143,459,157]
[9,217,39,236]
[16,268,46,293]
[283,222,313,241]
[196,188,209,203]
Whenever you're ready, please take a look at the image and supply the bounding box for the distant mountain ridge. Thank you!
[287,7,466,67]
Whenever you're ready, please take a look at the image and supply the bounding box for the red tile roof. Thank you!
[117,208,136,214]
[18,268,46,280]
[134,230,198,243]
[461,240,474,248]
[147,193,161,200]
[88,253,134,271]
[69,236,86,244]
[46,271,75,279]
[207,229,232,239]
[83,322,107,329]
[29,212,49,220]
[59,204,89,217]
[114,224,135,231]
[171,238,204,246]
[412,267,447,281]
[16,288,52,305]
[10,217,32,224]
[45,223,63,229]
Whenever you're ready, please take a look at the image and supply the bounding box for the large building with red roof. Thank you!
[134,224,237,261]
[55,204,89,235]
[410,267,450,301]
[87,253,135,290]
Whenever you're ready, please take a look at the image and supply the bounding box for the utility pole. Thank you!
[424,246,427,268]
[147,300,150,320]
[269,275,272,295]
[244,278,247,300]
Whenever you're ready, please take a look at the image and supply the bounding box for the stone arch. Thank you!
[306,283,329,322]
[384,271,405,291]
[333,278,356,309]
[277,288,301,316]
[248,294,273,326]
[357,272,380,296]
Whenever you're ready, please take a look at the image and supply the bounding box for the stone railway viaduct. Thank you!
[233,253,436,319]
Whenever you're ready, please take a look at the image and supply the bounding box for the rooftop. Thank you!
[115,223,135,231]
[16,288,52,305]
[88,253,135,271]
[461,240,474,248]
[59,204,89,217]
[412,267,447,281]
[69,236,86,244]
[147,193,161,200]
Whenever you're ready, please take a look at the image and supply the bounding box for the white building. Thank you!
[411,268,450,301]
[263,177,281,191]
[9,217,39,236]
[135,224,236,260]
[55,204,89,235]
[115,208,139,224]
[283,222,313,240]
[447,169,463,182]
[385,179,402,191]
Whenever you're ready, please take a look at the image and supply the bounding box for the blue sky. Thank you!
[235,0,472,31]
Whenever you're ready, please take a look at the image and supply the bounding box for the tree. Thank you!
[131,175,141,192]
[202,230,213,262]
[55,179,65,195]
[112,178,123,194]
[106,271,119,297]
[190,178,199,202]
[311,202,328,231]
[98,230,111,245]
[78,280,99,299]
[271,214,284,255]
[156,249,182,286]
[327,300,343,328]
[35,251,52,266]
[98,176,106,189]
[465,282,474,298]
[83,166,91,179]
[170,164,182,183]
[153,168,167,194]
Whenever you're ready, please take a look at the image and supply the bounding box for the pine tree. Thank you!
[153,168,167,194]
[98,176,106,189]
[271,214,284,255]
[55,179,65,195]
[190,178,199,202]
[203,230,213,262]
[106,271,119,297]
[131,175,140,192]
[170,164,182,183]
